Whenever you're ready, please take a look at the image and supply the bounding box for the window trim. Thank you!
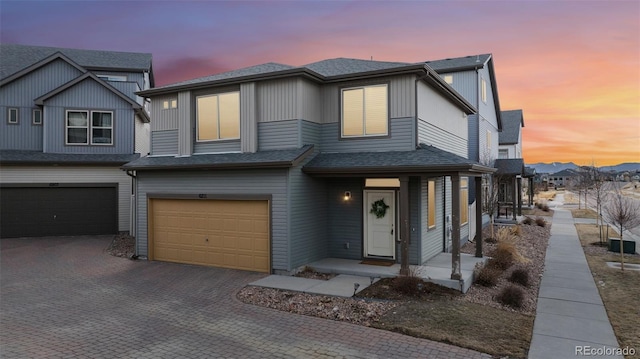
[444,75,453,85]
[340,83,390,139]
[481,77,487,103]
[32,108,42,125]
[428,180,436,229]
[90,111,114,146]
[7,108,19,124]
[195,91,240,142]
[65,110,89,145]
[486,129,491,150]
[97,74,127,82]
[162,98,178,110]
[460,177,469,225]
[65,109,114,146]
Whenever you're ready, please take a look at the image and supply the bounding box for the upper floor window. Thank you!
[498,149,509,159]
[32,109,42,125]
[196,91,240,141]
[66,110,113,145]
[97,75,127,82]
[444,75,453,85]
[162,99,178,110]
[486,130,492,150]
[341,84,388,138]
[481,78,487,103]
[7,108,19,124]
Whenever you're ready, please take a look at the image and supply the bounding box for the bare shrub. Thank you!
[535,217,546,227]
[508,268,530,287]
[474,263,502,287]
[522,217,534,225]
[497,285,525,308]
[510,225,523,237]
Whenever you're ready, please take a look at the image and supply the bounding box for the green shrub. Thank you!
[497,285,525,308]
[475,264,502,287]
[508,268,530,287]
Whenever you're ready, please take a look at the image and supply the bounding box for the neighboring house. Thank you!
[425,54,503,242]
[549,168,579,188]
[494,109,531,218]
[123,58,494,278]
[0,44,153,238]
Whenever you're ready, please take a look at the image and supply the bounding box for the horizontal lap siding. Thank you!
[327,179,363,259]
[136,169,289,271]
[194,140,241,154]
[0,166,131,232]
[258,120,299,151]
[418,119,467,158]
[321,117,414,153]
[422,177,444,262]
[300,120,321,151]
[151,130,178,156]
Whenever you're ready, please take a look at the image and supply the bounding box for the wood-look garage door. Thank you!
[0,185,117,238]
[149,199,270,273]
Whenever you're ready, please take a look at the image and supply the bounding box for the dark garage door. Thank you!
[0,185,117,238]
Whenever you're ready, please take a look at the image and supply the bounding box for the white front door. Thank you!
[364,190,395,258]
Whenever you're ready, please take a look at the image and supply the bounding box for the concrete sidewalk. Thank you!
[528,206,622,359]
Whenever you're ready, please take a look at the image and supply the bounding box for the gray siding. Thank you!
[258,120,299,151]
[327,179,364,259]
[42,78,135,154]
[178,91,192,156]
[151,130,178,156]
[288,155,327,269]
[150,94,179,131]
[440,70,478,108]
[417,119,467,158]
[421,177,444,262]
[300,120,322,151]
[299,79,322,124]
[468,114,480,161]
[321,75,415,124]
[194,139,241,154]
[106,81,140,102]
[240,82,257,153]
[257,78,299,123]
[93,71,145,90]
[406,177,420,265]
[0,58,83,151]
[135,169,289,271]
[321,117,414,153]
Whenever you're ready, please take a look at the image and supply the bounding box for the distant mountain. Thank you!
[526,162,640,173]
[526,162,578,174]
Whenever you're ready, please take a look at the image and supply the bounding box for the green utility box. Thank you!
[608,238,637,254]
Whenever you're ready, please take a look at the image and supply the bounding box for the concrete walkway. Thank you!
[529,196,622,359]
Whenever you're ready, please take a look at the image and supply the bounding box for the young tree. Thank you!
[588,165,607,244]
[480,152,500,241]
[604,185,640,271]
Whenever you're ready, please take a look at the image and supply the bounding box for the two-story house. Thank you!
[123,58,494,280]
[0,44,153,238]
[425,54,503,242]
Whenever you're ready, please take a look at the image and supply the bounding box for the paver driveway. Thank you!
[1,236,490,359]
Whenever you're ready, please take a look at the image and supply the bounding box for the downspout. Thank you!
[125,170,139,259]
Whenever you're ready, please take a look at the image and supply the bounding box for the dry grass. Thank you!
[563,192,579,205]
[522,207,554,217]
[575,223,640,358]
[571,208,598,219]
[535,190,556,201]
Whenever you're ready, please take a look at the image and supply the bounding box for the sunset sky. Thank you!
[1,0,638,166]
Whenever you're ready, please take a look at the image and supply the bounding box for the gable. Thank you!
[38,77,135,109]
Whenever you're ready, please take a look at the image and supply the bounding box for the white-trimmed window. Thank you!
[428,180,436,228]
[486,130,492,150]
[341,84,388,137]
[499,149,509,159]
[444,75,453,85]
[91,111,113,144]
[97,75,127,82]
[66,110,113,145]
[8,108,19,124]
[481,78,487,103]
[32,109,42,125]
[460,177,469,225]
[162,99,178,110]
[196,91,240,141]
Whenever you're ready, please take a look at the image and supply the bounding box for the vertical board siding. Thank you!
[327,178,364,259]
[151,130,178,156]
[299,78,322,124]
[445,176,452,252]
[258,120,299,151]
[417,119,467,158]
[257,78,299,123]
[43,79,135,154]
[422,177,444,262]
[288,156,327,269]
[177,91,192,156]
[0,106,43,150]
[407,177,420,265]
[477,67,499,133]
[479,116,499,162]
[440,70,478,108]
[321,75,415,124]
[194,140,241,154]
[0,166,131,232]
[321,117,414,153]
[93,71,145,90]
[106,81,139,102]
[135,169,289,270]
[150,94,179,131]
[134,116,150,155]
[468,114,480,161]
[240,82,257,153]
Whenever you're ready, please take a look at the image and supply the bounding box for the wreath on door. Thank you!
[370,198,390,218]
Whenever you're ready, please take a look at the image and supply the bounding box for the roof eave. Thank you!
[302,163,495,176]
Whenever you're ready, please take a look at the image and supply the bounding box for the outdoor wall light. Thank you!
[343,191,352,201]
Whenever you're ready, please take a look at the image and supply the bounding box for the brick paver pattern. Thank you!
[1,236,490,358]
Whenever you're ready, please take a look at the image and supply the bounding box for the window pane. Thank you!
[171,99,177,108]
[68,128,88,144]
[428,180,436,228]
[364,85,388,135]
[92,129,112,144]
[342,88,364,136]
[9,109,18,123]
[197,96,218,140]
[218,92,240,139]
[33,110,42,124]
[67,112,87,126]
[92,112,112,127]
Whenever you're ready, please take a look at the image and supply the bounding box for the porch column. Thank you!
[451,175,461,280]
[517,176,523,216]
[529,178,534,206]
[399,176,410,276]
[512,177,517,220]
[475,176,483,258]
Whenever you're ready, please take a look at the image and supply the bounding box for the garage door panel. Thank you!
[151,199,270,273]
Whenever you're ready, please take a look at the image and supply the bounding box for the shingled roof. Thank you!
[494,158,525,176]
[0,150,140,166]
[303,144,495,175]
[303,58,412,77]
[425,54,492,72]
[499,110,524,145]
[0,43,153,82]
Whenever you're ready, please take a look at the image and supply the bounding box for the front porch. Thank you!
[307,253,487,293]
